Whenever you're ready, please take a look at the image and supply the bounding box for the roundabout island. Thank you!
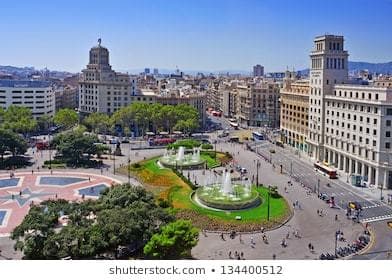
[193,170,261,211]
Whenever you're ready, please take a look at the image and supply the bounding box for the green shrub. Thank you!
[131,162,141,169]
[167,139,201,150]
[201,143,213,150]
[158,198,171,208]
[44,159,65,165]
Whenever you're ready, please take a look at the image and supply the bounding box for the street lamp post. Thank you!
[267,185,271,221]
[48,122,52,170]
[290,161,293,176]
[256,159,260,187]
[128,140,131,184]
[317,178,320,195]
[113,145,116,175]
[335,230,339,257]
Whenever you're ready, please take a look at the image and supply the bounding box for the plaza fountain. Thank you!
[193,169,261,211]
[159,146,206,169]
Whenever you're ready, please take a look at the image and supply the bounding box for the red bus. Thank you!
[314,162,337,179]
[36,141,49,150]
[148,138,176,146]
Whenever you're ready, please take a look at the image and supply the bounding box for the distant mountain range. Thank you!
[124,68,251,76]
[299,61,392,76]
[0,65,75,78]
[2,61,392,78]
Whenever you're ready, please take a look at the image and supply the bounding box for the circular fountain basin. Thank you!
[159,154,206,169]
[193,184,261,211]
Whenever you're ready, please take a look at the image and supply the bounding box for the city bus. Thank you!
[252,131,265,141]
[314,162,338,179]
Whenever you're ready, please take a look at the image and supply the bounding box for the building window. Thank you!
[373,140,376,147]
[387,120,392,126]
[386,143,391,149]
[387,108,392,115]
[387,131,391,137]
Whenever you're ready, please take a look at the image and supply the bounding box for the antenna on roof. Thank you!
[98,38,102,46]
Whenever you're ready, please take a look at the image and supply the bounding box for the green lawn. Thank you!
[117,153,290,231]
[169,185,288,222]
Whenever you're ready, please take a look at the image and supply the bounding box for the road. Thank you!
[351,220,392,260]
[249,141,392,224]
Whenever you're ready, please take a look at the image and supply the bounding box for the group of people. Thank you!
[228,251,244,260]
[316,209,325,217]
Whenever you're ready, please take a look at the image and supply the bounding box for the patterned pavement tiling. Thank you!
[0,172,119,235]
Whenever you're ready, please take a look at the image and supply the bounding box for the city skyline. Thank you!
[1,0,392,73]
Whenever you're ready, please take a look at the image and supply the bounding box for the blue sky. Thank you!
[1,0,391,73]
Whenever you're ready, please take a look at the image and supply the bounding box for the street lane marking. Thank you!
[361,214,392,223]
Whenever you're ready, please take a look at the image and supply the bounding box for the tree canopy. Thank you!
[83,112,111,134]
[0,128,28,160]
[12,184,173,259]
[53,108,78,129]
[52,130,105,165]
[143,220,199,259]
[0,106,37,134]
[111,102,199,135]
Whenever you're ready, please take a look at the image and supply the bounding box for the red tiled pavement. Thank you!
[0,171,120,236]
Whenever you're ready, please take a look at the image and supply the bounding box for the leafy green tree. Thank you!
[52,130,102,165]
[83,112,111,134]
[144,220,199,259]
[1,106,37,134]
[54,108,78,129]
[12,184,173,259]
[36,115,53,132]
[0,129,28,162]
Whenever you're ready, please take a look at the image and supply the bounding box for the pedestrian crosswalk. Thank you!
[360,214,392,223]
[361,204,382,210]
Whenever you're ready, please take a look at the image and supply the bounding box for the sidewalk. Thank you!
[191,142,366,260]
[267,143,392,203]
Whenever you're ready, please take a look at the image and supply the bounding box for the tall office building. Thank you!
[79,39,137,115]
[0,80,55,119]
[253,64,264,77]
[306,35,392,189]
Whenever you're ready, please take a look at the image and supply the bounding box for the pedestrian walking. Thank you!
[229,251,232,259]
[286,231,290,239]
[272,254,276,260]
[317,209,319,216]
[308,243,312,251]
[335,214,338,221]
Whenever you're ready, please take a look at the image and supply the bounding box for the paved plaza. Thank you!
[0,135,383,259]
[191,141,366,259]
[0,171,120,236]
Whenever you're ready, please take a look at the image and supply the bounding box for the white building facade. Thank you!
[79,39,137,115]
[0,80,55,119]
[307,35,392,189]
